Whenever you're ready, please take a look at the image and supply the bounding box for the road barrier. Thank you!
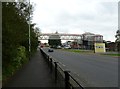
[40,48,84,89]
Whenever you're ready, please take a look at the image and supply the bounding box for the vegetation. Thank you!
[101,53,120,57]
[61,49,94,53]
[62,49,120,57]
[2,2,38,84]
[115,30,120,42]
[115,30,120,51]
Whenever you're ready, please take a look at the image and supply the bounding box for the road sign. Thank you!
[94,43,106,53]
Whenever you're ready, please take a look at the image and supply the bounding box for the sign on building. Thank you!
[94,43,106,53]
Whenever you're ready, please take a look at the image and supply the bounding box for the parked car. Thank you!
[57,46,62,49]
[48,48,54,52]
[64,45,71,49]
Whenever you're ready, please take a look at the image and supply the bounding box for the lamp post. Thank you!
[29,0,31,60]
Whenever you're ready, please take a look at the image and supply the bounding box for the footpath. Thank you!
[3,48,64,87]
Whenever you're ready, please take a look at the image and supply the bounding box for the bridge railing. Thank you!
[40,48,84,89]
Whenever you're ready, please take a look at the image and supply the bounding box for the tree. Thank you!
[115,30,120,42]
[34,27,41,37]
[115,30,120,51]
[2,1,38,83]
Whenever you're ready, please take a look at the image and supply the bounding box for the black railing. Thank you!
[40,48,84,89]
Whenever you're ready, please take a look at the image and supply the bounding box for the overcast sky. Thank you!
[30,0,119,42]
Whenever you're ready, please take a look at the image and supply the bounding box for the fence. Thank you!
[40,48,84,89]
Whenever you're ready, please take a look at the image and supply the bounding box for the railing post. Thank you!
[64,71,70,89]
[48,55,49,59]
[50,58,53,71]
[54,62,58,81]
[47,55,49,63]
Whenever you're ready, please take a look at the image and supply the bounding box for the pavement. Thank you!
[3,48,64,87]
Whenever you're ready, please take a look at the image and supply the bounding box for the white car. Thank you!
[64,46,71,49]
[57,46,62,49]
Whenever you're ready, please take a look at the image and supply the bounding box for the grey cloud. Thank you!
[56,12,77,24]
[31,0,118,42]
[99,2,117,14]
[56,11,96,28]
[79,14,95,20]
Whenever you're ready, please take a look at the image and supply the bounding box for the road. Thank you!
[43,48,118,87]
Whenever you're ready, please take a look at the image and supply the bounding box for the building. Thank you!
[48,31,61,47]
[70,39,82,49]
[82,32,103,50]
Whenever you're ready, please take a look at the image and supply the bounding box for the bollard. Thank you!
[54,62,58,82]
[64,71,70,89]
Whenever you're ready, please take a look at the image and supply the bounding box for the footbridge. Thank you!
[38,33,82,40]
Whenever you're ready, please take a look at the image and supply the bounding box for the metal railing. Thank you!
[40,48,84,89]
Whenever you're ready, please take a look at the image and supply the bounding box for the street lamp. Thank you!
[29,0,31,60]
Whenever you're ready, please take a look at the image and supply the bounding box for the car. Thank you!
[57,46,62,49]
[64,45,71,49]
[48,48,54,52]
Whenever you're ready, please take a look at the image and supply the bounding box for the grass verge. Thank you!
[61,49,120,57]
[101,53,120,57]
[61,49,94,53]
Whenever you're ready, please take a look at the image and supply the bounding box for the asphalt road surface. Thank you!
[43,48,118,87]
